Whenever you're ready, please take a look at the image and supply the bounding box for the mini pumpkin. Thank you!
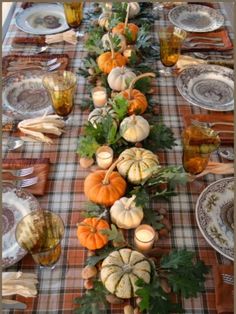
[88,106,119,127]
[112,4,139,43]
[110,195,143,229]
[97,33,127,74]
[98,12,111,30]
[84,159,127,206]
[101,248,151,298]
[119,72,155,115]
[107,66,136,91]
[77,217,110,250]
[117,147,160,184]
[119,114,150,143]
[125,2,140,18]
[102,33,127,53]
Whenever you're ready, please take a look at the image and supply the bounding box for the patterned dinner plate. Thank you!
[195,177,234,261]
[2,70,53,120]
[176,65,234,111]
[2,183,41,268]
[168,4,224,32]
[15,3,69,35]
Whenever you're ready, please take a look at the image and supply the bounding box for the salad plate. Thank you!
[195,177,234,261]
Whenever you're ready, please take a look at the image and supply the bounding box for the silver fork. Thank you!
[191,119,234,128]
[185,42,224,48]
[221,273,234,285]
[9,58,58,67]
[3,176,38,188]
[7,62,61,72]
[2,167,34,177]
[185,36,222,43]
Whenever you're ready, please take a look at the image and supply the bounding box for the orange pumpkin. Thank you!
[77,217,110,250]
[97,51,127,74]
[112,23,139,43]
[84,159,127,207]
[120,73,155,115]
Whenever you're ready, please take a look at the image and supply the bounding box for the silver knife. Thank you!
[2,299,27,310]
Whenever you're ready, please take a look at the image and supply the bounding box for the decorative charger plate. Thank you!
[15,3,69,35]
[196,177,234,261]
[176,65,234,111]
[2,184,41,268]
[168,4,224,32]
[2,70,53,120]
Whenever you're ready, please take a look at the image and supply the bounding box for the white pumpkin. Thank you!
[101,248,151,299]
[119,115,150,143]
[117,147,160,184]
[98,12,111,30]
[123,2,140,18]
[108,66,136,91]
[88,106,119,127]
[110,195,143,229]
[102,33,127,53]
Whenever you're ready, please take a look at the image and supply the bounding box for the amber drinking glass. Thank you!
[63,2,83,28]
[15,210,65,269]
[42,71,77,119]
[158,26,186,76]
[182,125,220,175]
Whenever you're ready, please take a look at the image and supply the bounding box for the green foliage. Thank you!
[76,136,100,158]
[84,28,104,55]
[109,95,129,121]
[108,12,124,29]
[160,249,210,298]
[81,202,105,218]
[74,281,108,314]
[136,24,152,49]
[134,76,152,94]
[100,224,126,243]
[124,27,134,43]
[86,246,117,266]
[143,124,177,151]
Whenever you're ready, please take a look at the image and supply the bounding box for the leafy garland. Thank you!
[74,3,209,314]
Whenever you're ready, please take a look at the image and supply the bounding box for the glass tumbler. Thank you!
[63,2,84,28]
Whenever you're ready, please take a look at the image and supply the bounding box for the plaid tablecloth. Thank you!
[2,2,234,313]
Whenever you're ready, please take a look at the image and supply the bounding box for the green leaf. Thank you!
[143,207,164,230]
[129,186,150,208]
[143,124,177,151]
[109,95,129,121]
[81,202,105,218]
[134,76,152,94]
[84,28,104,55]
[76,136,100,158]
[86,246,118,266]
[136,24,152,49]
[100,224,125,243]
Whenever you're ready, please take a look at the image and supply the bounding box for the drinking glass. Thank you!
[15,210,65,269]
[182,125,220,175]
[42,71,77,119]
[63,2,83,28]
[158,26,186,76]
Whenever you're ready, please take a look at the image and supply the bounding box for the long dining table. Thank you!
[2,2,234,313]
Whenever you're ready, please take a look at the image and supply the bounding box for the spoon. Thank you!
[218,148,234,161]
[193,52,233,60]
[7,137,24,151]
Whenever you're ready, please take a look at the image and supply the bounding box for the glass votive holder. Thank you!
[91,86,107,108]
[134,224,157,253]
[96,146,113,169]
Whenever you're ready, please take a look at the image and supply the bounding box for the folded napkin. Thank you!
[18,113,65,144]
[212,264,234,313]
[2,272,38,297]
[45,29,78,45]
[2,158,50,196]
[188,162,234,181]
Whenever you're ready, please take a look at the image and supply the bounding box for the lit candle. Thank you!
[92,87,107,107]
[96,146,113,169]
[134,224,156,252]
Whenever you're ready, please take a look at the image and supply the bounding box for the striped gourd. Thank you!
[88,106,119,127]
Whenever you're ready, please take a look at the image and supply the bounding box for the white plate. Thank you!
[176,65,234,111]
[2,184,41,268]
[2,70,53,120]
[196,177,234,261]
[168,4,224,32]
[15,3,69,35]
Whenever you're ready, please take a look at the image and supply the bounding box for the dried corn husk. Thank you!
[46,29,77,45]
[188,162,234,181]
[2,272,38,297]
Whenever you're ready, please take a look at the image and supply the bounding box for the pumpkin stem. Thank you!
[128,72,156,100]
[102,158,123,185]
[124,195,136,210]
[121,66,125,74]
[124,3,130,29]
[107,32,115,59]
[131,114,136,124]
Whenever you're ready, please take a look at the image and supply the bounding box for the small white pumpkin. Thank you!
[117,147,160,184]
[88,106,119,127]
[122,2,140,18]
[119,115,150,143]
[102,33,127,53]
[101,248,151,298]
[110,195,143,229]
[98,12,111,30]
[108,66,136,91]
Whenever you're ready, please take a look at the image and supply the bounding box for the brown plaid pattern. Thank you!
[2,2,233,313]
